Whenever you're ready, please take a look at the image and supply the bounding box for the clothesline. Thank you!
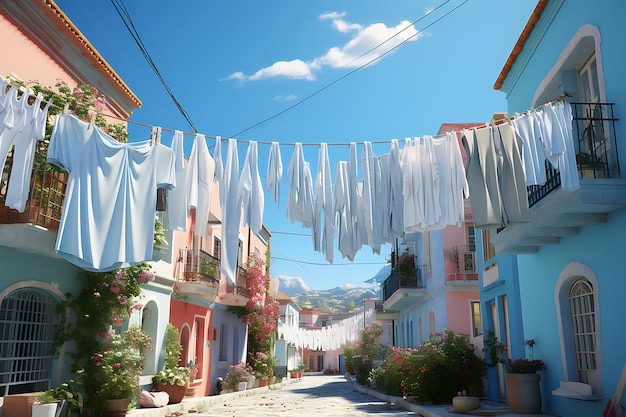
[39,94,510,150]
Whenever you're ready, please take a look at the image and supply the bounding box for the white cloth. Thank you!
[553,101,580,190]
[286,142,314,228]
[186,133,215,238]
[388,139,405,237]
[334,161,358,261]
[5,93,52,212]
[48,113,175,271]
[220,138,240,285]
[238,141,264,234]
[313,143,334,263]
[165,130,188,231]
[266,141,283,208]
[511,112,547,186]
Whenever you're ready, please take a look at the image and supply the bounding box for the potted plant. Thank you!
[152,323,190,404]
[223,362,252,392]
[252,351,277,386]
[37,377,83,417]
[397,252,416,286]
[91,326,151,416]
[505,339,546,414]
[33,391,61,417]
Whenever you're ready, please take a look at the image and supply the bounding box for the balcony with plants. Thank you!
[492,101,626,254]
[175,248,221,302]
[381,252,427,311]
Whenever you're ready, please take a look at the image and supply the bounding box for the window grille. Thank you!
[568,278,597,385]
[0,288,59,396]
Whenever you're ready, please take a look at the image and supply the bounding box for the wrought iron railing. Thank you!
[178,249,220,288]
[227,266,249,298]
[382,266,426,303]
[527,102,619,208]
[0,152,67,230]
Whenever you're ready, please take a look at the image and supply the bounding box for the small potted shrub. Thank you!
[152,323,191,404]
[223,362,252,392]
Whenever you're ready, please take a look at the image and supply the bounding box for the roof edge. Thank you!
[494,0,549,90]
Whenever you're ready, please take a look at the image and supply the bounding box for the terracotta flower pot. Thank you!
[104,398,129,417]
[157,382,190,404]
[505,373,542,414]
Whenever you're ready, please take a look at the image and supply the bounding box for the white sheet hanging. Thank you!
[266,141,283,208]
[220,138,240,285]
[313,143,334,263]
[165,131,188,231]
[238,141,264,234]
[186,133,215,238]
[286,142,314,228]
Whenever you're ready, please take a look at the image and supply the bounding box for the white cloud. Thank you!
[273,95,297,102]
[225,12,420,82]
[315,20,420,69]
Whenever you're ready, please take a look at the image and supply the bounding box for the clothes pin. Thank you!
[150,126,162,145]
[88,112,96,128]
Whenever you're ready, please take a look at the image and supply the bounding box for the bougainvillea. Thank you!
[239,255,279,380]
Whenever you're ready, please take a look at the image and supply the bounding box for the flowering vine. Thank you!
[230,254,279,380]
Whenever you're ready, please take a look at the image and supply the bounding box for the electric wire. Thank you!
[109,0,199,133]
[272,256,387,266]
[230,0,469,138]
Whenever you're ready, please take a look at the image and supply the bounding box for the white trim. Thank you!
[554,262,602,394]
[0,280,66,301]
[532,24,605,107]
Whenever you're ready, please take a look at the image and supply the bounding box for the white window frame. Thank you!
[555,262,602,395]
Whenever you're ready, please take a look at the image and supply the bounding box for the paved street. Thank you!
[130,374,416,417]
[129,374,559,417]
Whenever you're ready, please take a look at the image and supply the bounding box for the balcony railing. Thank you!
[382,266,425,303]
[528,102,619,208]
[227,266,250,298]
[178,249,220,288]
[446,246,478,283]
[0,161,67,231]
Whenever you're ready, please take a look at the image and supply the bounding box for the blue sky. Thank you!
[55,0,536,290]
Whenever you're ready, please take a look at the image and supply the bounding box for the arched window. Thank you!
[556,262,602,395]
[568,278,598,389]
[0,288,60,395]
[428,310,436,336]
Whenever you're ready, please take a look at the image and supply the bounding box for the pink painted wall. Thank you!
[170,299,213,396]
[445,291,476,335]
[0,14,76,91]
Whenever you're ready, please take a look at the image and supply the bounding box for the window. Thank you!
[568,278,597,387]
[579,54,599,104]
[213,236,221,260]
[482,229,496,261]
[218,324,227,361]
[428,310,436,336]
[471,301,482,337]
[556,262,601,395]
[467,224,476,252]
[0,288,59,395]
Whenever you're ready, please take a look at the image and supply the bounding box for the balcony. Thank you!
[175,249,220,302]
[492,102,626,254]
[381,266,426,311]
[0,158,66,256]
[374,300,399,320]
[216,265,250,306]
[446,246,479,286]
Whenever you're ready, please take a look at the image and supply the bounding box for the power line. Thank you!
[109,0,199,133]
[230,0,468,138]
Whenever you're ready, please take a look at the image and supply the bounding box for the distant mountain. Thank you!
[294,284,378,313]
[276,275,310,296]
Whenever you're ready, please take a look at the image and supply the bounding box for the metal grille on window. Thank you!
[568,278,597,385]
[0,288,60,395]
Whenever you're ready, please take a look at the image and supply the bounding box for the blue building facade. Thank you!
[482,1,626,415]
